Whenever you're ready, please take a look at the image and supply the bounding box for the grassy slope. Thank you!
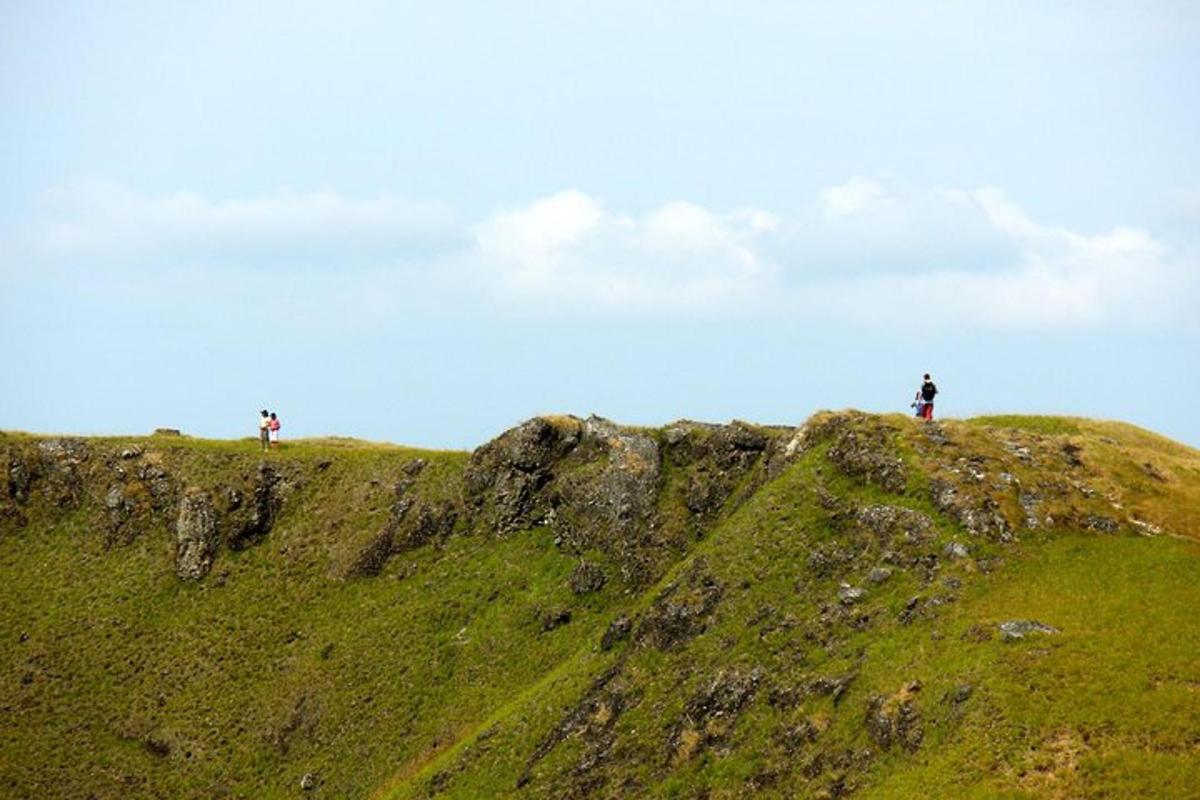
[1,416,1198,799]
[381,415,1200,799]
[1,436,637,799]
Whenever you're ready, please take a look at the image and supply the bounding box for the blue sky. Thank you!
[2,1,1198,448]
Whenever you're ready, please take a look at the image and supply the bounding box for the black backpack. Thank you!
[921,382,938,401]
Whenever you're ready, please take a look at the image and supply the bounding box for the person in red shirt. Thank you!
[268,412,281,449]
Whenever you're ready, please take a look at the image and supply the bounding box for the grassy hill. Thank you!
[2,412,1198,799]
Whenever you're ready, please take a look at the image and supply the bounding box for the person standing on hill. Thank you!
[258,409,271,451]
[269,412,281,449]
[914,374,938,420]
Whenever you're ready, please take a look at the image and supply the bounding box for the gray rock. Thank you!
[827,425,907,494]
[634,559,723,650]
[36,438,89,508]
[998,619,1059,641]
[948,684,973,704]
[7,452,33,503]
[930,478,1013,541]
[865,689,923,751]
[104,485,125,510]
[299,772,316,790]
[1018,490,1041,529]
[867,567,892,584]
[806,672,855,703]
[855,505,935,543]
[176,491,218,580]
[667,668,763,762]
[838,584,866,605]
[569,561,607,595]
[1083,514,1120,533]
[600,615,632,650]
[464,417,582,533]
[228,463,280,549]
[944,541,969,559]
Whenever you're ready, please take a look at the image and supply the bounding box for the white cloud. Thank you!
[20,177,1194,328]
[819,176,887,217]
[468,181,1194,326]
[471,191,778,311]
[799,184,1191,327]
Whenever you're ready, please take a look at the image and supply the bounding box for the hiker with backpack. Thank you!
[912,374,938,420]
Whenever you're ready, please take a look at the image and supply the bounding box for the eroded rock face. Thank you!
[635,559,723,650]
[36,438,90,508]
[176,490,218,580]
[853,505,934,544]
[828,428,907,494]
[465,417,582,533]
[517,664,637,792]
[465,416,784,588]
[865,684,923,751]
[104,483,138,543]
[228,463,281,550]
[7,449,34,503]
[665,421,771,516]
[786,412,909,492]
[569,561,607,595]
[344,477,460,579]
[667,668,763,764]
[930,478,1013,541]
[551,417,661,583]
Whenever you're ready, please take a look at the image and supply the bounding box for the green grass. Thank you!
[857,532,1200,798]
[967,415,1086,436]
[2,415,1198,799]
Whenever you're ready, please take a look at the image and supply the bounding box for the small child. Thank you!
[268,412,281,449]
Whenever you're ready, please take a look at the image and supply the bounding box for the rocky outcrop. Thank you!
[7,448,35,504]
[794,413,908,493]
[464,417,582,534]
[227,463,281,550]
[634,559,723,650]
[853,505,934,544]
[36,438,90,509]
[667,668,763,764]
[345,478,460,579]
[865,683,923,751]
[464,415,784,587]
[517,663,637,792]
[176,490,218,580]
[550,417,662,583]
[930,478,1013,541]
[569,561,607,595]
[663,420,771,520]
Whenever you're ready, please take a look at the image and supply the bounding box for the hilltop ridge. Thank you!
[2,412,1198,798]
